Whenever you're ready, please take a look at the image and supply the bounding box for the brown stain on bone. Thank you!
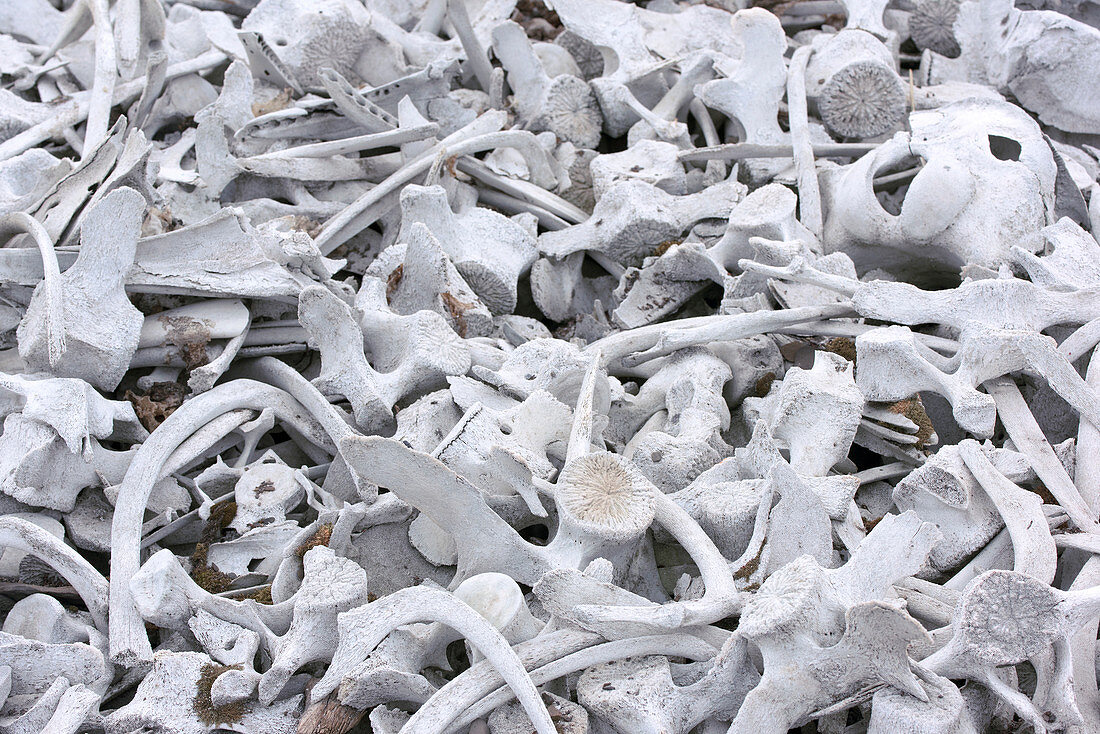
[159,314,214,370]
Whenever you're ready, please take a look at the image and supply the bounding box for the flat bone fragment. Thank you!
[953,0,1100,133]
[18,188,145,391]
[397,184,537,314]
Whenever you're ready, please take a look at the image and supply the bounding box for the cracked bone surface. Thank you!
[3,0,1100,732]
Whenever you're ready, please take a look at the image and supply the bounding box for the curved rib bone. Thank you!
[109,380,338,666]
[0,515,108,631]
[0,212,64,365]
[312,585,558,734]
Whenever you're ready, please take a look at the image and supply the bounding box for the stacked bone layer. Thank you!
[2,0,1100,732]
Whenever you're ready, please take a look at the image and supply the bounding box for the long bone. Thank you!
[296,572,541,714]
[314,112,563,254]
[958,440,1057,582]
[680,142,878,162]
[589,302,854,373]
[891,442,1036,576]
[242,123,440,161]
[379,629,600,733]
[852,277,1100,333]
[135,299,250,381]
[463,633,730,734]
[787,44,822,238]
[1067,345,1100,732]
[624,52,718,148]
[82,0,116,153]
[986,376,1100,532]
[0,49,228,162]
[445,0,494,93]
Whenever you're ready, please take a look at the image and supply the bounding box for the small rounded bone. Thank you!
[910,0,962,57]
[806,30,907,140]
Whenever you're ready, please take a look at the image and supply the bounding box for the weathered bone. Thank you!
[2,2,1099,731]
[492,21,602,149]
[18,188,145,390]
[806,30,907,140]
[923,569,1100,731]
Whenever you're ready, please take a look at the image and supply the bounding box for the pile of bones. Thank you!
[5,0,1100,732]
